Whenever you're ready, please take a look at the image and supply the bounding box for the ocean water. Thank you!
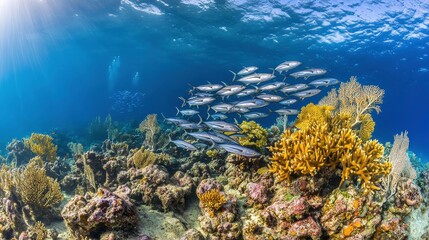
[0,0,428,158]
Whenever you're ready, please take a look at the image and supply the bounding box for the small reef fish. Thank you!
[229,66,259,80]
[237,73,276,85]
[256,94,283,102]
[210,103,234,113]
[207,113,228,120]
[204,121,241,132]
[280,84,309,93]
[274,61,302,73]
[309,78,339,87]
[218,144,261,158]
[216,85,246,97]
[279,99,298,105]
[235,99,269,109]
[292,89,321,99]
[176,107,199,116]
[289,68,327,79]
[236,88,259,98]
[190,83,223,92]
[180,96,216,107]
[274,108,300,115]
[242,112,269,120]
[258,82,286,91]
[170,140,197,151]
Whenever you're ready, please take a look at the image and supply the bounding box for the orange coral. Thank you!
[197,189,226,216]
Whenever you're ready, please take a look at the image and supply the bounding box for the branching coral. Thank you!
[319,76,384,141]
[15,157,63,215]
[294,103,334,130]
[238,121,268,151]
[139,114,161,150]
[197,189,226,216]
[27,221,48,240]
[28,133,57,162]
[269,112,391,194]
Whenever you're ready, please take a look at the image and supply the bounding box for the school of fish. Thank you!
[165,61,339,157]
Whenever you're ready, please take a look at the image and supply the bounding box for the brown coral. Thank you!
[27,133,57,162]
[15,157,63,216]
[138,114,161,150]
[197,189,226,216]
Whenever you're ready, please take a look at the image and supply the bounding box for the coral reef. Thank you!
[238,120,268,151]
[61,186,138,239]
[319,76,384,141]
[28,133,58,162]
[294,103,334,130]
[269,112,391,194]
[5,139,34,165]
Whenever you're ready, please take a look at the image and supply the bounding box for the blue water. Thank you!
[0,0,428,158]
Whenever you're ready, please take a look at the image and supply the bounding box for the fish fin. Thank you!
[197,114,203,125]
[178,97,186,108]
[206,112,211,120]
[234,118,239,125]
[207,105,211,113]
[221,81,228,86]
[228,70,236,81]
[175,107,180,116]
[187,83,195,93]
[268,68,275,75]
[283,76,287,81]
[208,140,216,150]
[304,76,309,80]
[237,113,242,118]
[207,81,212,84]
[267,108,273,113]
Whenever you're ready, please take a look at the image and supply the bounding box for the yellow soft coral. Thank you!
[15,157,63,215]
[319,76,383,141]
[197,189,226,216]
[238,121,268,151]
[139,114,161,150]
[295,103,334,130]
[28,133,57,162]
[269,111,391,194]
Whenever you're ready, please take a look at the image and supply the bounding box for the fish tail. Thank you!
[178,97,186,107]
[228,70,236,81]
[208,140,216,150]
[197,114,203,125]
[268,68,275,75]
[175,107,180,116]
[187,83,195,92]
[206,111,211,120]
[160,113,167,122]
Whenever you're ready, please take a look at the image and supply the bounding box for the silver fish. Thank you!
[188,132,227,144]
[229,106,250,113]
[256,94,283,102]
[210,103,234,113]
[218,144,261,157]
[289,68,327,79]
[308,78,339,87]
[194,92,214,97]
[176,107,199,116]
[213,132,237,143]
[171,140,197,151]
[208,113,228,120]
[292,89,321,99]
[281,84,309,93]
[191,83,223,92]
[181,96,216,107]
[274,108,300,115]
[274,61,302,73]
[237,73,276,85]
[216,85,246,97]
[242,112,269,120]
[258,82,286,91]
[236,88,259,98]
[205,121,241,132]
[237,66,258,75]
[235,99,269,109]
[279,99,298,105]
[162,114,190,125]
[179,122,205,130]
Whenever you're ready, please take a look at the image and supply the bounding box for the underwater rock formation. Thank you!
[5,139,34,166]
[61,186,138,239]
[197,179,241,240]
